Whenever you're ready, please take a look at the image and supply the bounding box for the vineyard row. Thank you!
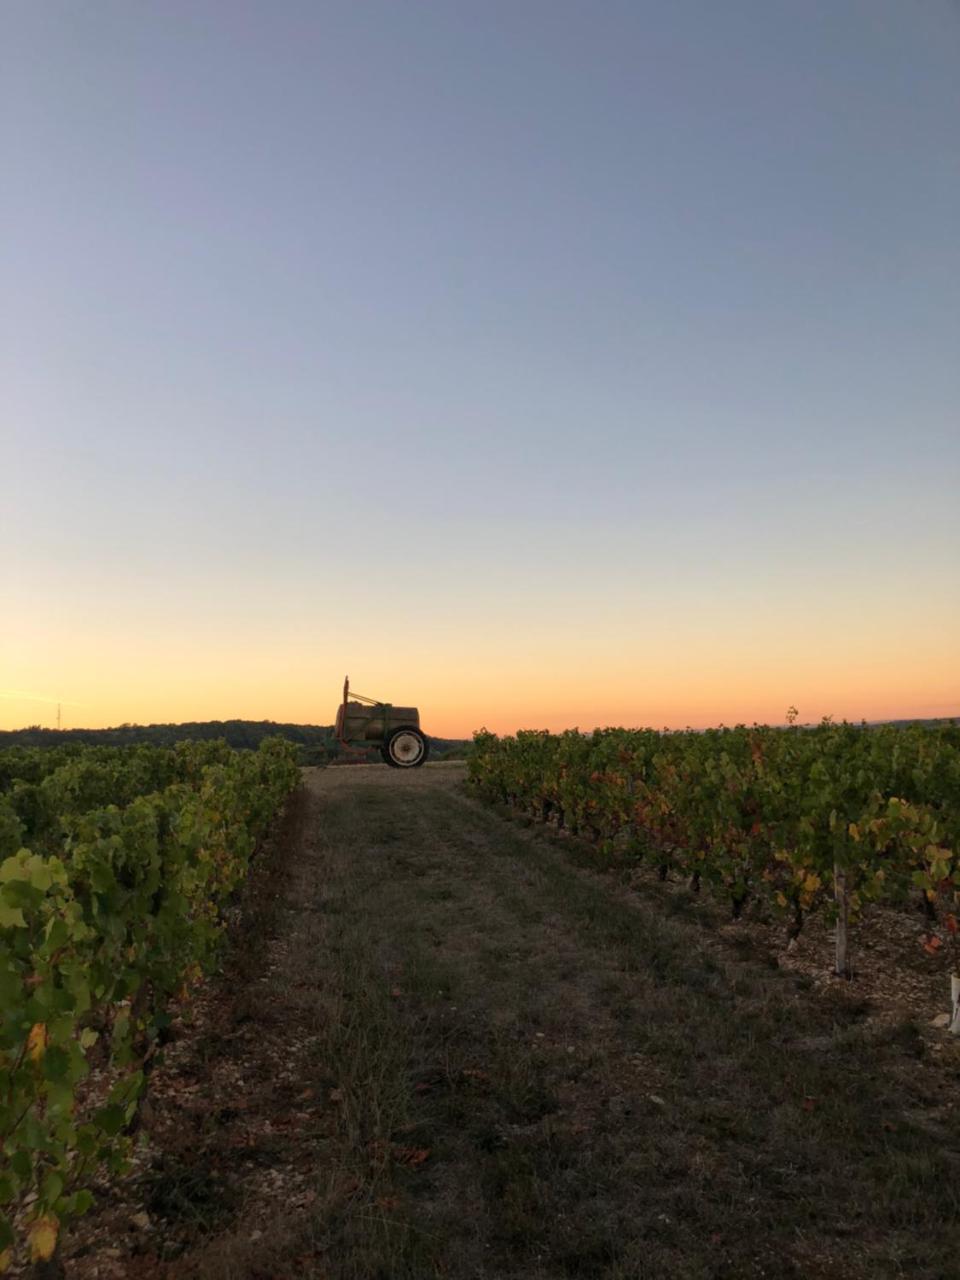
[468,721,960,980]
[0,739,301,1270]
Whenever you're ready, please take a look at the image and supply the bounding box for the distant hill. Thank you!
[0,720,471,764]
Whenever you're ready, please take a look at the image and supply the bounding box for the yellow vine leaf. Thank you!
[27,1022,48,1063]
[0,1247,12,1274]
[775,892,788,907]
[803,874,822,893]
[28,1215,59,1262]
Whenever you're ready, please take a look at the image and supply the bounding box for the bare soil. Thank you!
[58,763,960,1279]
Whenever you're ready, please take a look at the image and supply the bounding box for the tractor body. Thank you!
[335,678,429,767]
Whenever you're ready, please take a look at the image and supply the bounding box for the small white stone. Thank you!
[931,1013,951,1028]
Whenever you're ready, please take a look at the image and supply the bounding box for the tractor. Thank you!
[334,676,429,767]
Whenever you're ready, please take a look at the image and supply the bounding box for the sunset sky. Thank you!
[3,1,959,738]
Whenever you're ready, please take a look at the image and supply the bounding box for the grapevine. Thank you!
[470,721,960,976]
[0,738,300,1270]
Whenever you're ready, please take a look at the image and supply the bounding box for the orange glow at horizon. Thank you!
[3,613,957,739]
[4,528,958,740]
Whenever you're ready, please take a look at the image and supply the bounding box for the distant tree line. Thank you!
[0,721,471,765]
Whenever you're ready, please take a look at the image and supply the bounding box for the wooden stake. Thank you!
[834,863,850,978]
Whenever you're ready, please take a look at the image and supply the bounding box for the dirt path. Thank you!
[69,764,960,1280]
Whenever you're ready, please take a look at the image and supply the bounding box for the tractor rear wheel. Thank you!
[385,727,428,768]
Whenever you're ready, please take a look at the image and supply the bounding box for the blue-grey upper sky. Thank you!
[3,1,959,730]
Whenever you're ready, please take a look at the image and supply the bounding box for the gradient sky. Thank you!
[3,1,959,737]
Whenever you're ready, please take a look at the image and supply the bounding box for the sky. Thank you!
[2,1,959,737]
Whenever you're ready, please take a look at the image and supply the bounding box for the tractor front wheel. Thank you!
[385,727,429,768]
